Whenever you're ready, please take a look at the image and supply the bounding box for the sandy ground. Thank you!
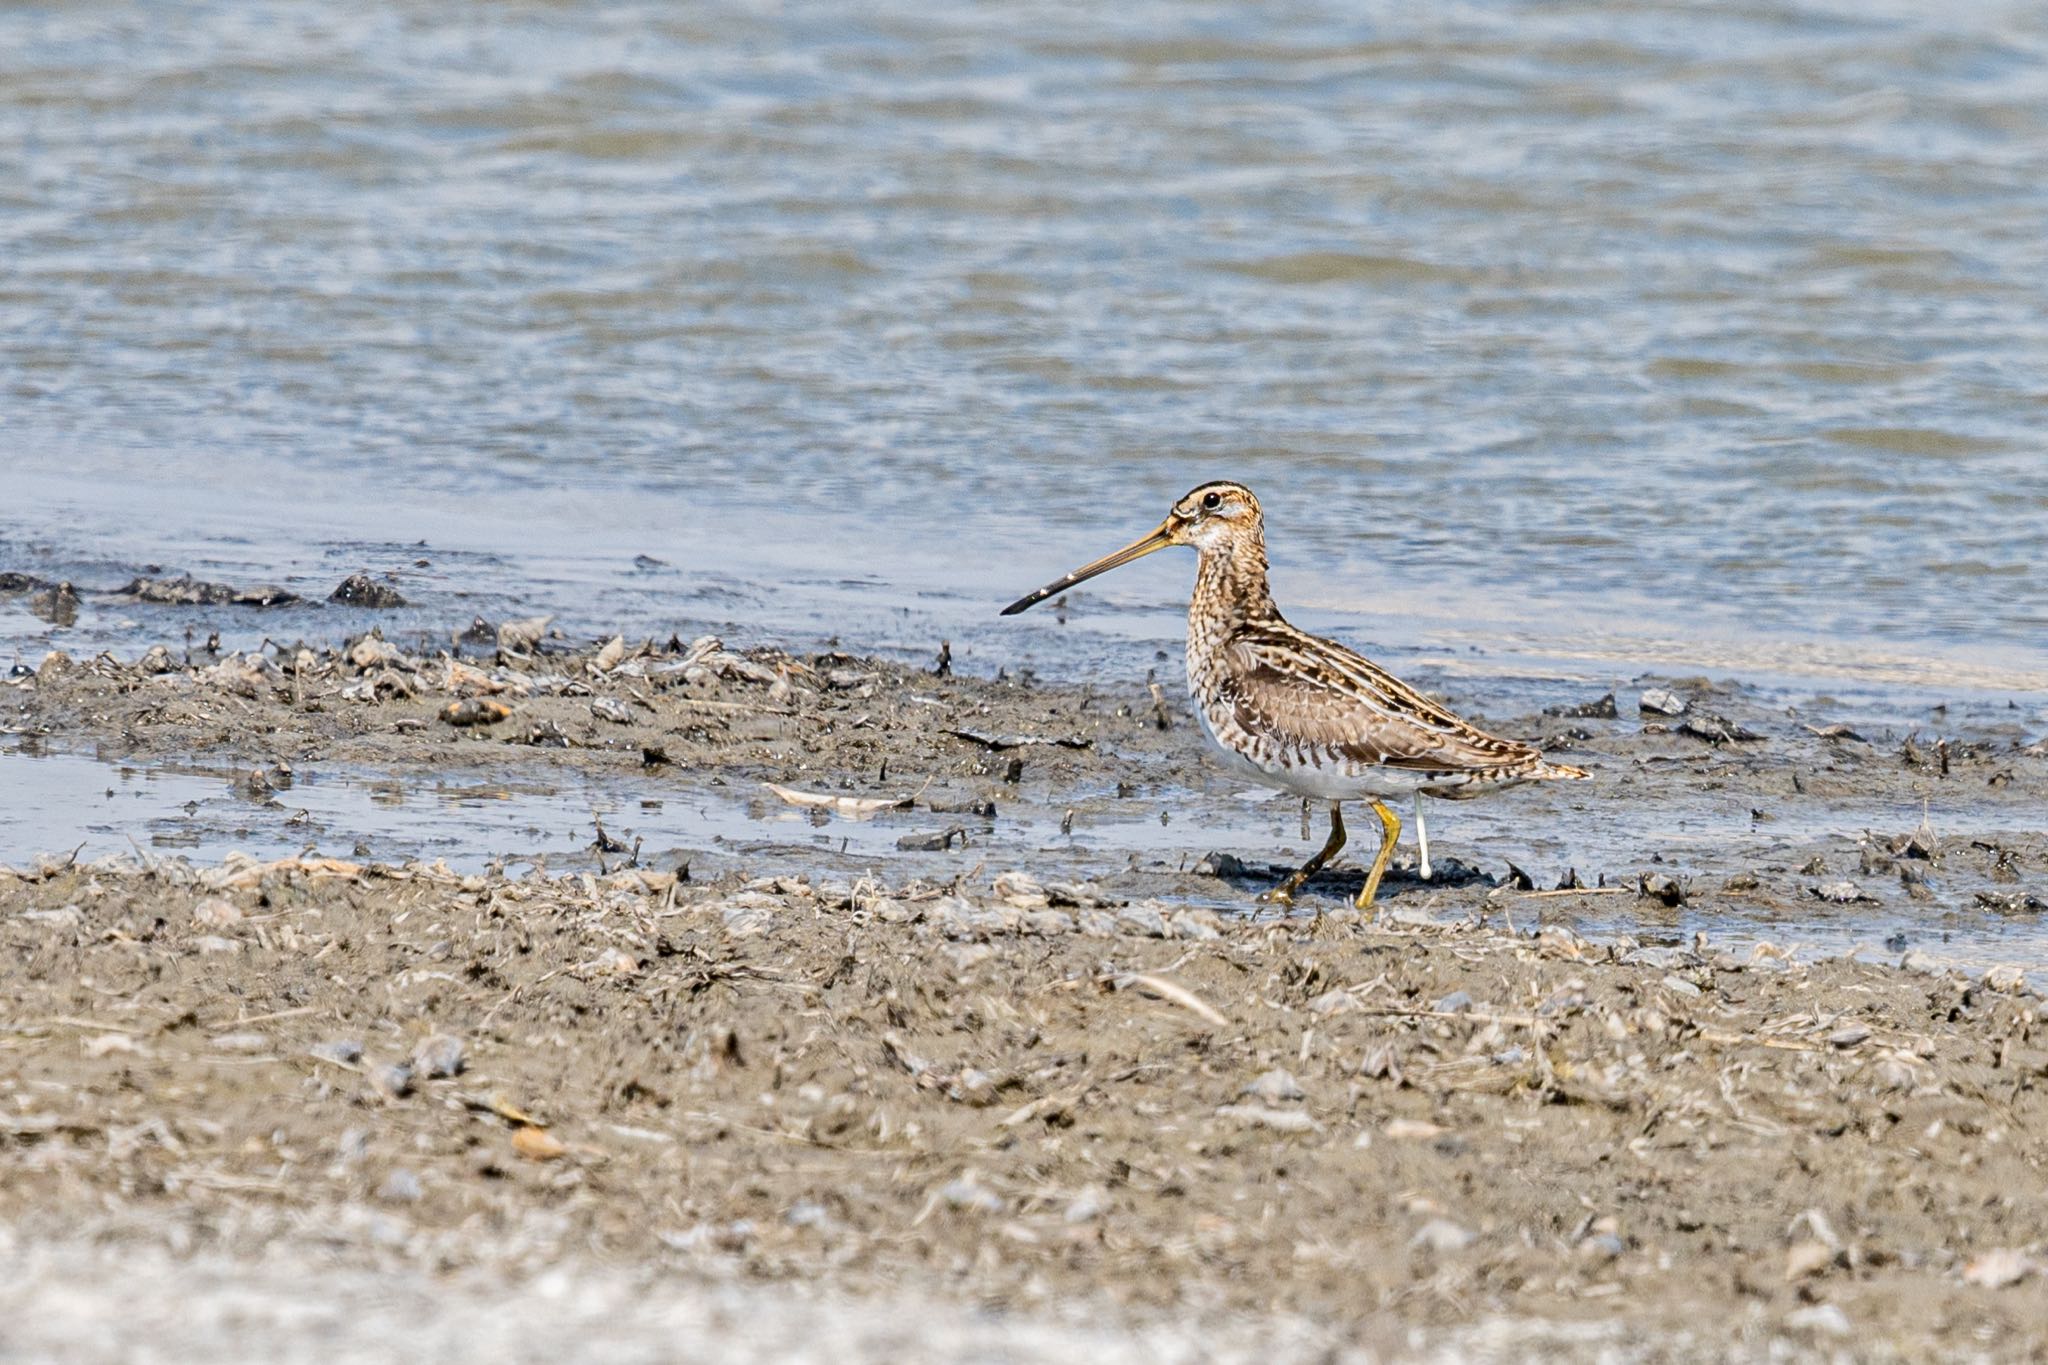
[4,629,2048,1360]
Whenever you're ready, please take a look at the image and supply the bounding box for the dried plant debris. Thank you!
[948,728,1092,750]
[762,783,913,819]
[1546,692,1618,719]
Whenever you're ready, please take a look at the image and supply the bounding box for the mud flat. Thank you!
[6,626,2046,964]
[3,629,2048,1360]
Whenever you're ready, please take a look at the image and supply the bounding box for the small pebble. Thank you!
[190,898,241,927]
[411,1034,466,1079]
[592,947,639,976]
[1899,949,1944,975]
[1114,906,1169,938]
[1784,1239,1836,1281]
[441,697,511,727]
[1383,1118,1446,1141]
[512,1125,568,1161]
[1639,688,1687,716]
[785,1200,833,1230]
[896,828,965,852]
[1638,873,1687,907]
[1962,1248,2035,1288]
[1872,1055,1923,1092]
[1242,1068,1305,1103]
[993,871,1049,908]
[376,1168,423,1204]
[1215,1103,1318,1133]
[1064,1187,1107,1223]
[951,1068,997,1105]
[330,573,406,609]
[1784,1305,1852,1338]
[1983,965,2030,994]
[939,1174,1004,1214]
[1579,1232,1626,1261]
[368,1061,415,1101]
[1409,1219,1475,1253]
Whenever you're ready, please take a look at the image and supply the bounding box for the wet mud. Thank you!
[3,628,2048,1359]
[6,627,2046,971]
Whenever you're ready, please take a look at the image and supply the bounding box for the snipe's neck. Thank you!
[1191,528,1276,629]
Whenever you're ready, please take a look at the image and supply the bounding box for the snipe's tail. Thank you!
[1529,759,1590,782]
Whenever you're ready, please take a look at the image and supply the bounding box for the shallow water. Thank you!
[5,736,2043,981]
[3,0,2048,698]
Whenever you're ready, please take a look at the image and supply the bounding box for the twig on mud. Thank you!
[42,841,87,876]
[215,1005,322,1030]
[673,697,796,716]
[1116,972,1229,1028]
[478,967,567,1027]
[998,1062,1169,1128]
[1359,1005,1870,1059]
[1360,1006,1543,1027]
[23,1015,144,1035]
[673,1109,898,1154]
[1695,1028,1828,1054]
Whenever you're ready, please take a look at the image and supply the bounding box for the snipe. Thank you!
[1002,481,1588,908]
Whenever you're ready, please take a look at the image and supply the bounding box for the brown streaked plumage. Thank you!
[1002,480,1588,909]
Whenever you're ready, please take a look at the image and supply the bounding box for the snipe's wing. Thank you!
[1216,623,1541,776]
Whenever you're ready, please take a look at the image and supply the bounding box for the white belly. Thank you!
[1191,695,1438,802]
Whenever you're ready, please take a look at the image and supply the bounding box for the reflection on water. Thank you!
[3,0,2047,697]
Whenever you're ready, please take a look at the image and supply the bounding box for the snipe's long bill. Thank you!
[1001,480,1588,910]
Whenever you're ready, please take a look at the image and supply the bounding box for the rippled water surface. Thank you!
[4,0,2048,692]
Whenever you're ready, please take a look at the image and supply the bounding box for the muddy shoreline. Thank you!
[4,626,2048,1359]
[6,624,2046,966]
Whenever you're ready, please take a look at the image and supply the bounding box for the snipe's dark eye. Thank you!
[1201,491,1222,511]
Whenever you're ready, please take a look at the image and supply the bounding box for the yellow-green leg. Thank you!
[1259,801,1346,906]
[1356,799,1402,909]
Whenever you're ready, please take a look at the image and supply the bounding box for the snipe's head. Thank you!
[999,480,1263,616]
[1167,480,1262,552]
